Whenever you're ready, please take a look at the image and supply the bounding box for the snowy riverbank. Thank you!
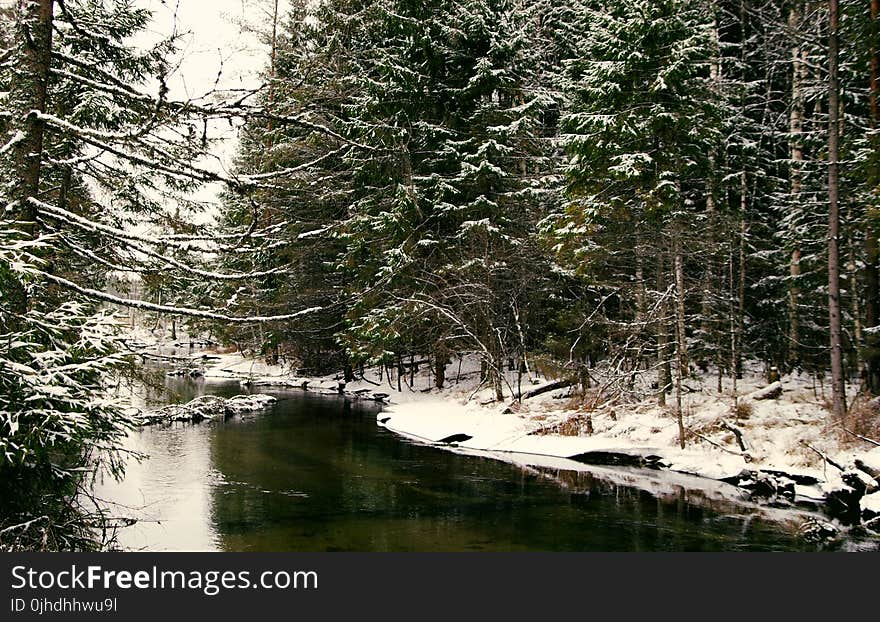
[148,343,880,533]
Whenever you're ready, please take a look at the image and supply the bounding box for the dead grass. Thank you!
[533,414,594,437]
[732,400,753,421]
[841,394,880,449]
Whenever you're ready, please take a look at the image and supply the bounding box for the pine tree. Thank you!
[0,0,321,550]
[552,0,724,445]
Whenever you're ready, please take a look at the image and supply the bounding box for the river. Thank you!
[95,377,872,551]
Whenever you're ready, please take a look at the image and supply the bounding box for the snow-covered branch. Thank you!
[29,269,324,324]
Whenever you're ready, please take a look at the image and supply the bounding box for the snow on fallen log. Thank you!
[855,447,880,484]
[746,381,782,401]
[517,378,573,401]
[141,394,277,425]
[720,469,798,500]
[567,450,665,469]
[503,378,573,411]
[861,491,880,523]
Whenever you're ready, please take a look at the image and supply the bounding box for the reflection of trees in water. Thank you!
[531,465,810,539]
[0,359,236,551]
[200,399,807,552]
[113,362,240,411]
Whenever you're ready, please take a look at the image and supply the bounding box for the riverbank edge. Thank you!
[177,350,880,533]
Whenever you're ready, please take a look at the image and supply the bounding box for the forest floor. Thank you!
[134,330,880,532]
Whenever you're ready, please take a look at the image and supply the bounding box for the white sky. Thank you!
[134,0,271,100]
[131,0,285,215]
[0,1,286,217]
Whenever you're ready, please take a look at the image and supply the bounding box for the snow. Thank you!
[135,341,876,514]
[140,393,277,425]
[858,447,880,473]
[862,492,880,517]
[747,381,782,401]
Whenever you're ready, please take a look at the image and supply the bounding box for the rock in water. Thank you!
[436,433,473,445]
[224,394,277,415]
[141,394,277,425]
[797,518,838,543]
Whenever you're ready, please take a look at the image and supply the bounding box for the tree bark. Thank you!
[788,3,805,370]
[673,229,689,377]
[656,254,671,407]
[673,229,687,449]
[635,240,646,323]
[737,208,747,380]
[828,0,847,418]
[12,0,54,230]
[698,11,722,367]
[730,240,739,401]
[434,346,446,390]
[731,173,748,391]
[865,0,880,394]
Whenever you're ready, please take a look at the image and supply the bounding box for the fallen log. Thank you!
[436,433,473,445]
[695,432,749,459]
[842,427,880,448]
[696,432,751,461]
[516,379,573,401]
[855,459,880,485]
[567,450,664,469]
[800,441,845,472]
[747,381,782,401]
[720,420,749,453]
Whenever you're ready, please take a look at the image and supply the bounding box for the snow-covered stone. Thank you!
[141,393,277,425]
[224,394,278,414]
[842,468,879,496]
[797,518,838,543]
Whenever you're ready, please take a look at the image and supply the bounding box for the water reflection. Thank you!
[97,379,863,552]
[95,375,240,551]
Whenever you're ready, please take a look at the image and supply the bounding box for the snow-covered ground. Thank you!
[134,336,880,528]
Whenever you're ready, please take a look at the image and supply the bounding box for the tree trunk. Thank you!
[673,229,687,449]
[673,229,689,377]
[12,0,54,233]
[865,0,880,394]
[847,233,864,382]
[730,242,739,401]
[434,345,446,390]
[697,12,722,367]
[828,0,847,418]
[788,3,805,370]
[635,238,646,323]
[492,363,504,402]
[656,255,671,407]
[698,185,715,367]
[735,173,747,383]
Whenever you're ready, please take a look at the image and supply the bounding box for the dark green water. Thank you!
[97,379,860,552]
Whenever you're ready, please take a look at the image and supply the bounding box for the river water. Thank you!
[95,378,867,552]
